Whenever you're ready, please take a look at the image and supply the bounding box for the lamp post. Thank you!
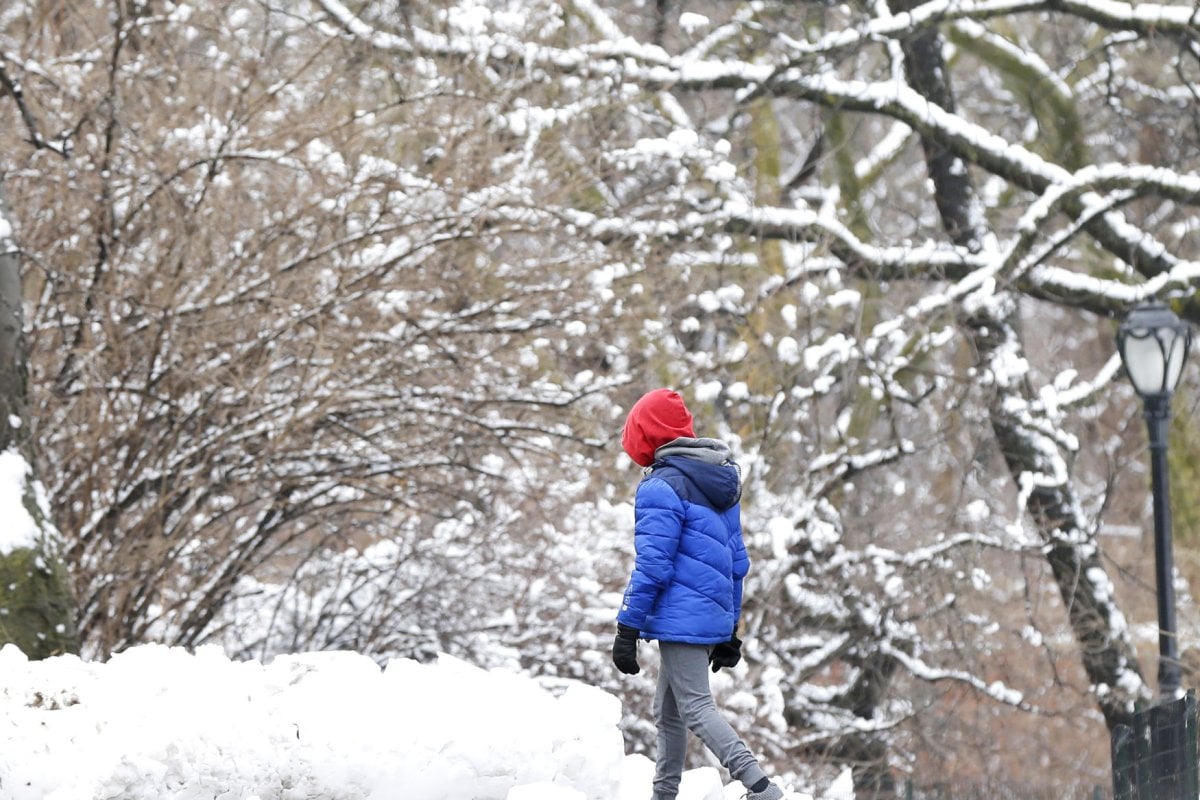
[1116,301,1192,699]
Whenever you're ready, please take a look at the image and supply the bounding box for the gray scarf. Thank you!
[653,436,733,465]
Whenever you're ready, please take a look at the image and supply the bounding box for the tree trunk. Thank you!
[0,183,78,659]
[888,0,1149,731]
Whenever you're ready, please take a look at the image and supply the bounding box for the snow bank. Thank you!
[0,644,832,800]
[0,644,627,800]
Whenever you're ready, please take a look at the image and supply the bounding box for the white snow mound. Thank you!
[0,644,833,800]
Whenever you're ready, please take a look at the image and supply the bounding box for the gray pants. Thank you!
[651,641,767,800]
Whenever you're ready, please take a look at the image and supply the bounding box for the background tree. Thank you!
[4,0,624,658]
[0,182,76,659]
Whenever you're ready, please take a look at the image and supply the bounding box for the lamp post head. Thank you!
[1117,302,1192,401]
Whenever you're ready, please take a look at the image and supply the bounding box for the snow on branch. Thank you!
[309,0,1196,295]
[1022,164,1200,234]
[1054,0,1200,39]
[0,202,13,255]
[766,0,1198,67]
[565,0,628,43]
[879,641,1036,712]
[767,0,1049,70]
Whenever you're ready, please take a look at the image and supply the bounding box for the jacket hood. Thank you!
[652,437,742,510]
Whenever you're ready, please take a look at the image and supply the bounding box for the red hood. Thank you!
[621,389,695,467]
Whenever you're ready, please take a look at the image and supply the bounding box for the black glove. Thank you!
[710,633,742,672]
[612,623,640,675]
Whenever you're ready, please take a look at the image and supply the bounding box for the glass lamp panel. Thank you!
[1123,331,1167,395]
[1165,328,1189,393]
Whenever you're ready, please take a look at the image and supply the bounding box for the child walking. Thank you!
[612,388,784,800]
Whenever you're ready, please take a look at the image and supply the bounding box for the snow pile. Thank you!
[0,447,41,554]
[0,644,841,800]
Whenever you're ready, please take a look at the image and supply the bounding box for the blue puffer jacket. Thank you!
[617,440,750,644]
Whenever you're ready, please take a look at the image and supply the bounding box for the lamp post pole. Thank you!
[1144,392,1182,697]
[1116,301,1192,699]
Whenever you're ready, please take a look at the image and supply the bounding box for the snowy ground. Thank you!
[0,644,852,800]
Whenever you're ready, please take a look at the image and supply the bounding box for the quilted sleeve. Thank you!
[730,508,750,627]
[616,478,685,630]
